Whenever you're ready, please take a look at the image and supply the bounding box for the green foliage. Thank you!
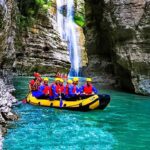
[35,0,45,5]
[17,0,51,28]
[74,14,85,27]
[15,0,52,49]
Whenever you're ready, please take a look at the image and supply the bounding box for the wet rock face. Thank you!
[0,0,70,75]
[75,0,85,18]
[74,0,88,68]
[0,0,16,71]
[83,55,116,88]
[77,25,88,67]
[14,10,70,75]
[0,79,17,113]
[85,0,150,95]
[0,0,18,139]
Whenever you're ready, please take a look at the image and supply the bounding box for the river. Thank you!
[3,77,150,150]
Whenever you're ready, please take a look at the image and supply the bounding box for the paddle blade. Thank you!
[22,99,27,104]
[60,99,63,108]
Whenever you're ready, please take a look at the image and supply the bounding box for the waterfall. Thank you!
[56,0,80,77]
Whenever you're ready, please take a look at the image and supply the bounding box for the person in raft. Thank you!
[59,78,65,93]
[69,77,81,100]
[64,79,74,99]
[80,78,98,98]
[59,78,65,98]
[49,78,61,100]
[72,77,80,94]
[29,73,98,100]
[33,72,42,82]
[31,79,44,99]
[29,72,42,91]
[39,77,50,99]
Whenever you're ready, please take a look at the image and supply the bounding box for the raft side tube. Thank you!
[27,93,110,111]
[98,94,111,110]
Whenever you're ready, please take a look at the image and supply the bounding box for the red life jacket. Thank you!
[31,81,39,91]
[56,84,61,94]
[65,84,69,95]
[29,80,35,85]
[43,85,49,95]
[29,80,35,91]
[60,85,64,93]
[73,85,76,94]
[49,84,53,96]
[83,84,93,95]
[49,83,60,96]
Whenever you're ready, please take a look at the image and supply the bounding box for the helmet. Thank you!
[36,73,41,77]
[86,78,92,82]
[34,72,38,77]
[73,77,79,82]
[67,79,73,84]
[30,80,35,85]
[55,78,60,81]
[34,72,41,78]
[43,77,49,81]
[60,78,64,83]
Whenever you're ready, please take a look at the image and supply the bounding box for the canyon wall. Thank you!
[0,0,16,75]
[0,0,150,96]
[14,8,70,75]
[0,0,71,76]
[85,0,150,95]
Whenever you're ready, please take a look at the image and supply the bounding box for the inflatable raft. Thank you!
[27,93,110,111]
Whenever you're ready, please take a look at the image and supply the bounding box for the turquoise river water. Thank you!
[3,77,150,150]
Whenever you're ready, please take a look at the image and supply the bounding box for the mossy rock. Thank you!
[74,14,85,27]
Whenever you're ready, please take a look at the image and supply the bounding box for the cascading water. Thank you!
[56,0,80,76]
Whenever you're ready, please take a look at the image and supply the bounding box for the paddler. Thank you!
[64,79,74,99]
[49,78,60,100]
[39,77,50,98]
[80,78,98,96]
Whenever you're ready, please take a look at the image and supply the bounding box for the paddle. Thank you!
[22,98,27,104]
[59,94,63,108]
[12,95,28,107]
[21,92,30,104]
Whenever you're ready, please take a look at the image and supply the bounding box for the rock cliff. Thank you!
[0,0,71,76]
[1,0,150,95]
[14,3,70,75]
[14,12,70,74]
[85,0,150,95]
[0,0,16,73]
[0,79,18,134]
[75,0,88,68]
[0,0,18,140]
